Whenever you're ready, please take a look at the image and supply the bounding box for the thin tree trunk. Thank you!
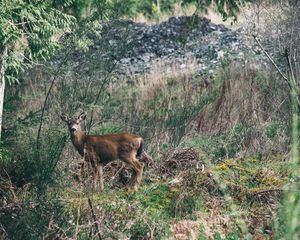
[157,0,161,14]
[0,47,8,140]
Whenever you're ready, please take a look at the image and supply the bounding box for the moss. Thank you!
[249,188,260,193]
[262,176,284,187]
[214,159,235,171]
[209,155,291,202]
[240,176,249,182]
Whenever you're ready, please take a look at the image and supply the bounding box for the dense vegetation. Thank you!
[1,0,300,239]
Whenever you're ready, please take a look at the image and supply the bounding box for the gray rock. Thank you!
[71,16,269,79]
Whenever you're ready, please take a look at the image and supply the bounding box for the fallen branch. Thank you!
[251,188,283,197]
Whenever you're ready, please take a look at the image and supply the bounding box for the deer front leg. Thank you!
[80,145,90,187]
[89,150,99,192]
[77,161,85,183]
[98,164,104,192]
[90,147,104,192]
[92,162,99,191]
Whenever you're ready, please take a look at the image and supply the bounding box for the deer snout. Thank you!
[70,127,77,132]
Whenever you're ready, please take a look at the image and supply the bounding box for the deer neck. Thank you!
[71,129,86,156]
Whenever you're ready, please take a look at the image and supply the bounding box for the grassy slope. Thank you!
[59,153,289,239]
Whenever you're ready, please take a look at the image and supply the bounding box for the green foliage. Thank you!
[118,0,252,20]
[58,0,176,20]
[0,0,76,84]
[64,0,251,21]
[265,121,285,139]
[0,183,70,239]
[214,228,241,240]
[124,0,178,18]
[275,74,300,239]
[2,127,66,188]
[70,184,173,238]
[129,220,149,239]
[124,183,175,219]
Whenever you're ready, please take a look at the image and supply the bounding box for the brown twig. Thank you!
[88,198,102,240]
[75,196,82,238]
[3,109,42,132]
[2,168,18,201]
[36,54,71,151]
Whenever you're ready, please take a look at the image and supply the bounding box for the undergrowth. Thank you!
[44,152,289,239]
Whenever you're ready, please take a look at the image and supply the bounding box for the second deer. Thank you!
[61,112,144,192]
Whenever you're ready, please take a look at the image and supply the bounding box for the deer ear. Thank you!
[60,113,69,122]
[78,112,87,121]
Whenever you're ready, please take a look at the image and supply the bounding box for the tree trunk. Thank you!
[0,47,8,140]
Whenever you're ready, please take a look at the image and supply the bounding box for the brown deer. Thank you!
[60,112,144,192]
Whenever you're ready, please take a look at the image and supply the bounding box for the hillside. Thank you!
[76,16,264,78]
[1,4,299,240]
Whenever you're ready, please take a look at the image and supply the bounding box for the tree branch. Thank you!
[253,35,290,87]
[36,58,67,150]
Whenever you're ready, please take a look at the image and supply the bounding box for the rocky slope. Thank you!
[88,16,264,78]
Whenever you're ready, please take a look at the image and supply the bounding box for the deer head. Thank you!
[60,112,87,136]
[60,112,87,156]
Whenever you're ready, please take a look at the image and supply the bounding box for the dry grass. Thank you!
[136,57,198,111]
[196,60,289,156]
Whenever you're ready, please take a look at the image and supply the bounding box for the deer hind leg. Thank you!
[132,159,143,191]
[124,154,143,191]
[126,166,137,188]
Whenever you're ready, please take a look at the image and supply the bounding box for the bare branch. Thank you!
[253,35,290,85]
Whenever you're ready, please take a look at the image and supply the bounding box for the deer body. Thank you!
[61,112,144,192]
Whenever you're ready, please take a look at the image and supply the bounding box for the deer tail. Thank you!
[136,138,144,159]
